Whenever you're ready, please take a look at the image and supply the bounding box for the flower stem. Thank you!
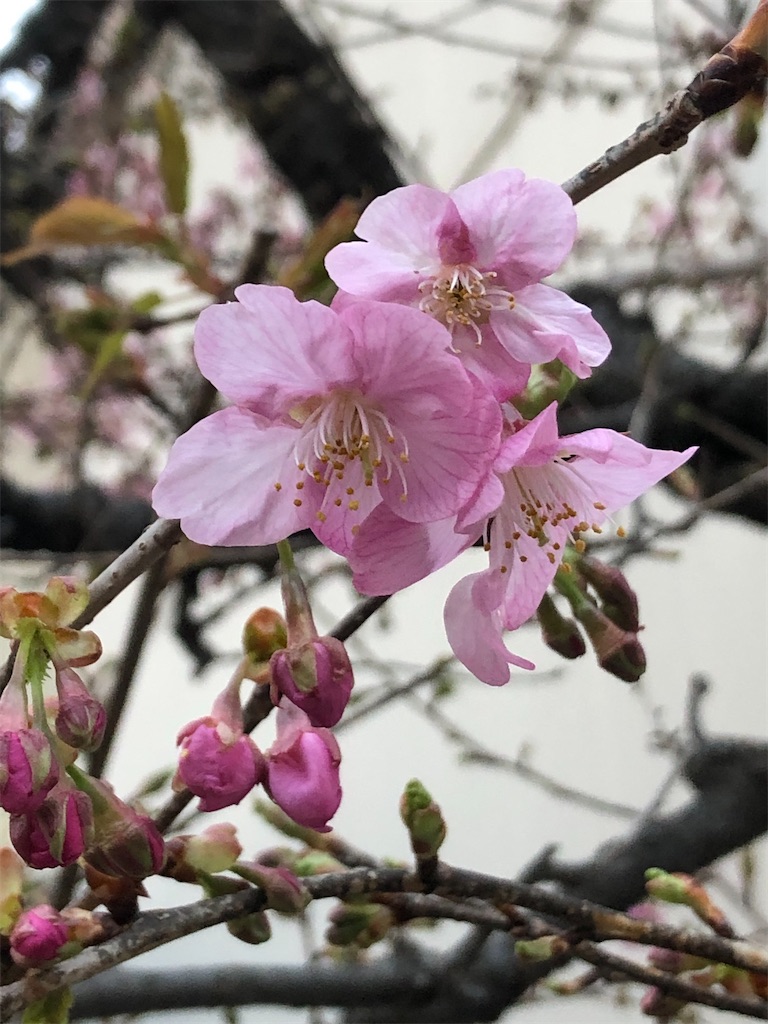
[276,539,295,572]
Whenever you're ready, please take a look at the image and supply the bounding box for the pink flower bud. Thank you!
[53,664,106,751]
[0,728,59,815]
[10,783,93,869]
[10,905,69,965]
[270,637,354,727]
[79,775,165,880]
[175,718,266,812]
[265,702,341,833]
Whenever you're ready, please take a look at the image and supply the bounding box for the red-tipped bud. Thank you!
[165,823,243,879]
[10,782,93,869]
[53,664,106,751]
[9,905,69,965]
[175,717,266,812]
[576,604,646,682]
[243,608,287,665]
[270,637,354,728]
[536,594,586,659]
[265,702,341,833]
[81,775,165,880]
[237,863,309,915]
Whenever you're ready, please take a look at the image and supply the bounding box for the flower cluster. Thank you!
[154,168,695,690]
[0,578,164,879]
[173,559,345,832]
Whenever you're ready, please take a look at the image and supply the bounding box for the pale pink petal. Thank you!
[455,470,505,535]
[451,171,575,288]
[194,286,356,417]
[312,469,382,558]
[152,408,312,546]
[495,403,561,473]
[492,518,564,633]
[390,377,503,522]
[511,284,611,375]
[325,244,426,303]
[450,324,531,402]
[349,507,476,595]
[352,184,453,263]
[444,571,535,686]
[338,301,472,416]
[558,433,698,515]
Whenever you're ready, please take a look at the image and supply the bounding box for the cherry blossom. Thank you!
[325,170,610,399]
[152,287,502,554]
[348,403,695,685]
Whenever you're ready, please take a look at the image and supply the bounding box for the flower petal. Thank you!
[390,376,503,523]
[511,284,612,376]
[194,286,357,417]
[152,408,312,546]
[352,184,453,262]
[349,506,476,595]
[325,245,426,302]
[338,300,472,416]
[558,433,698,516]
[451,171,576,288]
[444,571,535,686]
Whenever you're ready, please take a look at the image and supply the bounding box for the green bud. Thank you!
[326,902,394,948]
[399,779,446,861]
[227,910,272,945]
[536,593,586,659]
[515,935,569,961]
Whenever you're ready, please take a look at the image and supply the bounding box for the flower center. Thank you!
[418,264,515,345]
[278,391,410,519]
[488,459,613,574]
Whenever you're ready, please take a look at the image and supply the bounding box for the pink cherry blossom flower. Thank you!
[265,701,341,833]
[325,170,610,399]
[349,403,696,685]
[152,287,502,554]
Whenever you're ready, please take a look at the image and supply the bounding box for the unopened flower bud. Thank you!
[578,556,640,632]
[326,902,394,948]
[184,823,242,874]
[243,608,287,665]
[645,869,733,935]
[271,566,354,727]
[10,905,69,965]
[53,664,106,751]
[575,603,646,682]
[265,702,341,833]
[0,728,60,815]
[536,593,586,659]
[515,935,569,961]
[270,637,354,728]
[175,717,266,812]
[10,782,93,869]
[236,863,309,915]
[76,771,165,880]
[399,779,446,862]
[227,910,272,945]
[640,986,687,1018]
[294,851,345,876]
